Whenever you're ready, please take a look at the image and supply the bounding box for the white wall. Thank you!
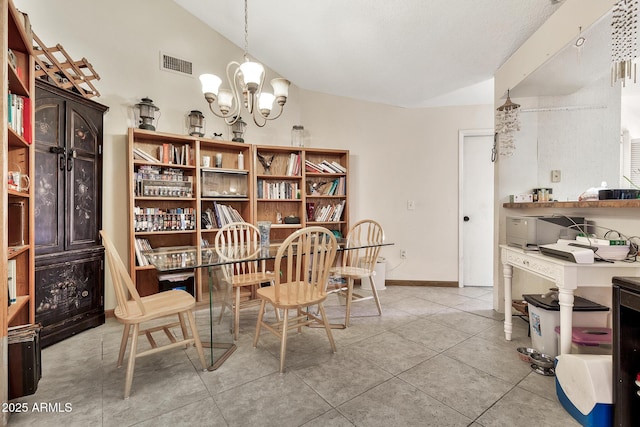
[17,0,494,310]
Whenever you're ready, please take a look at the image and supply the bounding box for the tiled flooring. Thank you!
[7,285,580,426]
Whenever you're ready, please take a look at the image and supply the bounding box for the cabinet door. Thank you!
[34,250,104,343]
[34,88,103,254]
[34,95,66,255]
[65,101,102,251]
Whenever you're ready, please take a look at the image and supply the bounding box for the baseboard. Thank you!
[384,280,459,287]
[105,309,115,318]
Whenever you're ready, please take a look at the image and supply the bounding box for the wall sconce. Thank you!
[231,116,247,142]
[187,110,205,137]
[134,97,160,131]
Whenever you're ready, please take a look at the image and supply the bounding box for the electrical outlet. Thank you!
[407,200,416,210]
[400,249,407,259]
[551,169,561,183]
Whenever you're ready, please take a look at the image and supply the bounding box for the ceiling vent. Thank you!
[159,51,193,77]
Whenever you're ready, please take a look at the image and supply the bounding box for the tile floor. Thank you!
[7,285,580,427]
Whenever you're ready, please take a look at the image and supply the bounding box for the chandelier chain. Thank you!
[244,0,249,61]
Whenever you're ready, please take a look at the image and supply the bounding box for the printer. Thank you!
[506,216,585,249]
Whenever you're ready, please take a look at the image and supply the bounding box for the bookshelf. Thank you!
[127,130,349,301]
[0,0,34,336]
[128,129,253,300]
[253,145,304,240]
[302,147,349,238]
[2,0,35,419]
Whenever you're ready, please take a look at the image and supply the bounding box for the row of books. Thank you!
[305,159,346,174]
[307,200,346,222]
[257,179,300,200]
[308,177,346,196]
[133,143,193,166]
[202,202,245,229]
[285,153,302,176]
[7,92,32,143]
[7,259,17,305]
[134,238,152,266]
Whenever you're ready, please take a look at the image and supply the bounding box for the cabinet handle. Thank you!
[49,146,66,171]
[67,150,75,171]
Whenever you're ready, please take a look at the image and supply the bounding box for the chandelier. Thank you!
[611,0,638,86]
[199,0,290,128]
[495,89,520,157]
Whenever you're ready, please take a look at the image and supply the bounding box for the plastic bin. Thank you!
[524,293,609,357]
[554,326,612,355]
[158,272,195,297]
[361,257,386,290]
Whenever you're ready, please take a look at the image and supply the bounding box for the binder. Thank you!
[8,324,42,400]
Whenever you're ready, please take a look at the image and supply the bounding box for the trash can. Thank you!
[361,257,386,290]
[524,293,609,357]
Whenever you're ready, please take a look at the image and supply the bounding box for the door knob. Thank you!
[463,216,470,222]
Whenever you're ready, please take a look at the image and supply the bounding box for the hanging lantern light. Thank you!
[231,116,247,142]
[134,97,160,131]
[495,89,521,157]
[187,110,205,137]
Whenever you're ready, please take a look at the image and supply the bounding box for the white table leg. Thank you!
[503,263,513,341]
[558,288,575,355]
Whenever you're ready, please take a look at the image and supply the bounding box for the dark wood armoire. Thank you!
[33,79,108,347]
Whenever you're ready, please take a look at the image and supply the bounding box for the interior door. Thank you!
[459,130,494,287]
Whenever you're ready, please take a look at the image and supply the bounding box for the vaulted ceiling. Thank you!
[174,0,565,108]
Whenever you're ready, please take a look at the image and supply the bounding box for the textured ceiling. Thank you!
[174,0,563,107]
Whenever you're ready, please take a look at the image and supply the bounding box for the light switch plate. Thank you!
[551,170,561,182]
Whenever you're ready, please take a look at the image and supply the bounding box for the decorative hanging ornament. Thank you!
[611,0,638,86]
[495,90,521,157]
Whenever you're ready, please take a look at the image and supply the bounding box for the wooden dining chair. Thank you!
[100,230,207,399]
[329,219,385,327]
[253,226,338,373]
[214,222,276,340]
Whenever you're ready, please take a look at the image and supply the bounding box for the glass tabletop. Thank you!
[144,239,393,272]
[143,238,393,370]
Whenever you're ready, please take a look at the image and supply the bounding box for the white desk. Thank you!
[501,245,640,354]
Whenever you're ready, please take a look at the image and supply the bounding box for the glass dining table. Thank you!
[144,238,393,370]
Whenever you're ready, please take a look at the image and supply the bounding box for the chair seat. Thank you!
[256,282,327,308]
[232,271,275,287]
[114,290,196,323]
[330,266,372,279]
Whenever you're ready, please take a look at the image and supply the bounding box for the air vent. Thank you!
[160,52,193,76]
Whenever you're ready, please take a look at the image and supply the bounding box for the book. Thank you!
[162,143,171,163]
[320,160,341,173]
[134,238,152,266]
[330,161,347,173]
[8,259,17,305]
[23,97,32,144]
[133,147,159,163]
[304,160,324,173]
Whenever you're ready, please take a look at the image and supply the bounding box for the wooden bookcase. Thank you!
[2,0,35,418]
[127,128,253,300]
[0,0,35,336]
[253,145,305,240]
[302,147,349,238]
[253,145,349,239]
[127,130,349,302]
